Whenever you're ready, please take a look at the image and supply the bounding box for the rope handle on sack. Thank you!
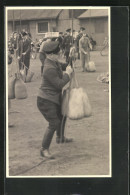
[72,61,79,88]
[21,62,33,73]
[60,60,79,141]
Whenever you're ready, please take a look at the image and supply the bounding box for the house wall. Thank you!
[79,17,108,46]
[8,19,57,41]
[57,19,80,32]
[57,9,80,32]
[31,19,57,40]
[8,22,13,38]
[8,12,108,47]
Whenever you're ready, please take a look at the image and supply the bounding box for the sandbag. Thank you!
[14,78,28,99]
[62,71,92,119]
[26,71,34,83]
[64,87,92,120]
[8,76,16,99]
[86,61,96,72]
[68,88,84,119]
[97,72,109,84]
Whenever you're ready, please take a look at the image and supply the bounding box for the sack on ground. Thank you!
[68,87,92,119]
[86,61,96,72]
[8,76,16,99]
[26,71,34,82]
[15,78,28,99]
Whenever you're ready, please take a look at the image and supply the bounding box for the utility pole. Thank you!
[13,10,14,32]
[72,9,74,44]
[20,10,22,32]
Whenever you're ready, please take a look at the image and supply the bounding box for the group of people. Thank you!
[8,27,93,158]
[8,26,95,76]
[8,30,32,76]
[39,26,94,75]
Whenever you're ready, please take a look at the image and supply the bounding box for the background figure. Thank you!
[56,32,64,50]
[63,28,73,63]
[79,29,92,72]
[18,31,31,76]
[68,43,77,68]
[75,27,85,59]
[39,39,47,76]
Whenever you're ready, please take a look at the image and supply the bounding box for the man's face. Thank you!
[83,33,86,37]
[82,30,87,37]
[13,33,17,39]
[80,30,83,34]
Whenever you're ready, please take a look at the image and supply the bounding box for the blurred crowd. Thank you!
[8,27,97,74]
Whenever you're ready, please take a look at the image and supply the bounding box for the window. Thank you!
[95,19,104,33]
[37,22,48,33]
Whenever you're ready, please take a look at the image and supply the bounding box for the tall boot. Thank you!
[41,65,43,76]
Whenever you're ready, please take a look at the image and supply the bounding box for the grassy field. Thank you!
[8,51,110,177]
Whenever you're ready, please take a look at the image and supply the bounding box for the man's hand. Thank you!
[17,56,20,60]
[22,52,26,55]
[66,65,73,77]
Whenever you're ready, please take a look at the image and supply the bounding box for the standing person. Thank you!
[76,27,85,59]
[37,41,73,159]
[79,28,92,72]
[56,32,64,49]
[39,38,47,76]
[63,29,73,63]
[18,31,31,76]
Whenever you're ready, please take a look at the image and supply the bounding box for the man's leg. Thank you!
[37,97,61,157]
[77,48,80,59]
[80,52,85,72]
[56,106,73,144]
[85,52,89,71]
[24,57,30,76]
[65,50,70,63]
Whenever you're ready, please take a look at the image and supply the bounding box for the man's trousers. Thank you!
[37,97,66,149]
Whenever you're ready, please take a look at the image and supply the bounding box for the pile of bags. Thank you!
[62,73,92,120]
[97,72,109,84]
[8,74,28,100]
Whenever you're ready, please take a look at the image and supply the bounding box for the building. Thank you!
[7,9,85,41]
[78,9,108,47]
[7,9,108,47]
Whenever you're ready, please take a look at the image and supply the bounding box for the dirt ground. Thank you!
[8,51,110,177]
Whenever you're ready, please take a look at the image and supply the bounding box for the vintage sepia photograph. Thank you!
[6,6,111,177]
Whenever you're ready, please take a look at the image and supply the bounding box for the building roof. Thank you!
[78,9,108,18]
[8,9,62,21]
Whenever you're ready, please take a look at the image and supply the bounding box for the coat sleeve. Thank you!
[44,68,70,90]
